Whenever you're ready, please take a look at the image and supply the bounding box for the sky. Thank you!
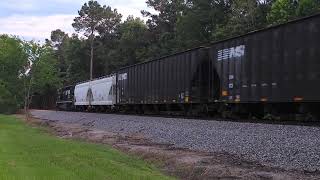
[0,0,154,41]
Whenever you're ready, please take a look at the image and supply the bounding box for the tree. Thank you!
[142,0,186,57]
[72,0,104,80]
[267,0,320,25]
[31,45,61,109]
[96,6,122,37]
[118,16,149,65]
[50,29,69,82]
[22,41,61,119]
[176,0,230,48]
[0,35,28,113]
[92,4,122,76]
[72,0,121,80]
[51,29,68,45]
[0,35,60,114]
[213,0,273,39]
[296,0,320,16]
[267,0,297,24]
[64,34,91,84]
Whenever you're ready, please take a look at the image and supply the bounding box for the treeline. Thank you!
[49,0,320,85]
[0,35,60,113]
[0,0,319,112]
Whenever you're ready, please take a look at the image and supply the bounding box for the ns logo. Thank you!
[217,45,245,61]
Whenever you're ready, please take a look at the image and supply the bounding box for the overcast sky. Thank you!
[0,0,153,41]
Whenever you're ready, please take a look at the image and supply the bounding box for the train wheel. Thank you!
[183,104,191,116]
[201,104,209,117]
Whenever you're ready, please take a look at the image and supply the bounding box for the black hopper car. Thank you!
[57,14,320,120]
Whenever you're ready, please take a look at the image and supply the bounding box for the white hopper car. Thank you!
[74,75,116,111]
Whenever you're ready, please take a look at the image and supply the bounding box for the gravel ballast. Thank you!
[31,110,320,171]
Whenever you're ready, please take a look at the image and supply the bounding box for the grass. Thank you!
[0,115,174,180]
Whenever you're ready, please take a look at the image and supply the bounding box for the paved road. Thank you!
[31,110,320,171]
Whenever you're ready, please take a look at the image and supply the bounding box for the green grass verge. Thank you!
[0,115,174,180]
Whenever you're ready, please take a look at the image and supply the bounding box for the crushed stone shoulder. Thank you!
[31,110,320,172]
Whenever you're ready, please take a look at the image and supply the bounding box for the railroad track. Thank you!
[58,108,320,127]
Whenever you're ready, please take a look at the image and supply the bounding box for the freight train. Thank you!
[56,14,320,120]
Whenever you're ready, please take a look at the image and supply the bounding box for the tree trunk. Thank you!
[90,33,94,80]
[24,77,33,121]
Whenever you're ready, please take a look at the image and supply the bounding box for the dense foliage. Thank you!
[0,0,319,112]
[0,36,61,113]
[0,35,28,113]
